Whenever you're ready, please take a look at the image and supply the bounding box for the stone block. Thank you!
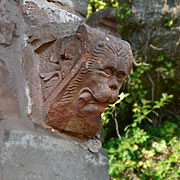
[1,130,109,180]
[86,8,119,37]
[22,22,133,138]
[0,20,15,46]
[21,0,83,26]
[0,60,19,118]
[36,0,89,17]
[70,0,89,17]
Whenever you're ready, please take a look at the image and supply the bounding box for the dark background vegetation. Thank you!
[88,0,180,179]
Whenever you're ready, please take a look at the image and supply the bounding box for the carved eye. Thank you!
[104,69,112,76]
[97,68,112,77]
[117,71,126,81]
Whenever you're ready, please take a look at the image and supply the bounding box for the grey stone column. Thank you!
[0,0,109,179]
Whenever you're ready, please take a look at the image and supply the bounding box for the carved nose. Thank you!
[108,76,118,90]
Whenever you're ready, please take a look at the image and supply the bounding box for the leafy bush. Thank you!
[102,64,180,179]
[104,128,180,179]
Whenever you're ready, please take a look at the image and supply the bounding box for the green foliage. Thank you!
[88,1,180,179]
[104,123,180,180]
[102,65,179,179]
[154,55,175,79]
[87,0,118,17]
[164,17,174,28]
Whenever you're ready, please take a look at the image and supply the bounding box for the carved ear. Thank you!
[75,24,89,45]
[51,24,91,79]
[61,24,90,61]
[76,32,82,41]
[76,24,88,36]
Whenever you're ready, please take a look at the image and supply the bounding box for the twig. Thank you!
[133,58,149,66]
[113,108,121,140]
[149,44,163,51]
[147,74,155,101]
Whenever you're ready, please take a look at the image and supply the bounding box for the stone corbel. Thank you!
[23,10,133,139]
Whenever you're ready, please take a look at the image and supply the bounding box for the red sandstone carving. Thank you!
[23,23,133,138]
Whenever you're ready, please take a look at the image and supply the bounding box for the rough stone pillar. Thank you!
[0,1,133,180]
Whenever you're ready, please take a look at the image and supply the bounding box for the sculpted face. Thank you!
[24,23,133,138]
[76,52,127,117]
[43,25,133,137]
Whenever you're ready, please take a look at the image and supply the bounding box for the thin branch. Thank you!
[133,58,149,66]
[113,108,121,140]
[147,74,155,101]
[149,44,163,51]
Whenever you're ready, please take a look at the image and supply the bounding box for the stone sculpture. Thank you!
[23,23,133,139]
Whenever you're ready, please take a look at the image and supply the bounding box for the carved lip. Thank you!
[78,88,111,107]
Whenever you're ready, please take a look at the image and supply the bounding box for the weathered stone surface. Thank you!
[23,23,133,138]
[1,130,109,180]
[121,0,180,61]
[86,8,119,37]
[0,60,19,118]
[21,0,83,26]
[0,20,15,45]
[46,0,89,17]
[72,0,89,17]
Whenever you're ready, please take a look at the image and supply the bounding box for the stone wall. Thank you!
[0,0,110,179]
